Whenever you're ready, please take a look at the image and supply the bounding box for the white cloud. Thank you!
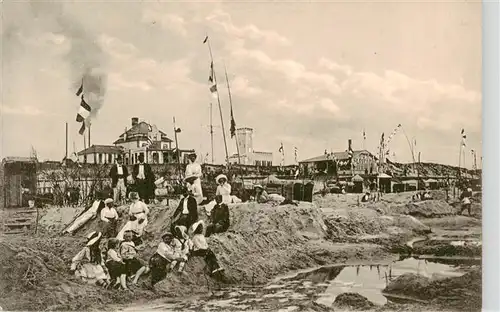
[206,9,290,46]
[99,34,138,59]
[319,57,353,76]
[142,10,188,36]
[230,76,262,96]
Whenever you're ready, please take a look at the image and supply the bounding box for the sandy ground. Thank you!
[0,190,482,311]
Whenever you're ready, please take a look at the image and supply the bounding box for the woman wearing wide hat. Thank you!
[185,153,203,200]
[70,231,109,287]
[215,174,232,204]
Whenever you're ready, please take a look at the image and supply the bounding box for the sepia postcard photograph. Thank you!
[0,1,484,311]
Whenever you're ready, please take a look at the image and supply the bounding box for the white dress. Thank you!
[185,162,203,199]
[116,201,149,240]
[216,183,232,204]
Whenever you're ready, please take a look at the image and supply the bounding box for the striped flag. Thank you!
[461,129,466,146]
[294,147,298,163]
[279,143,284,153]
[363,129,366,140]
[75,91,91,135]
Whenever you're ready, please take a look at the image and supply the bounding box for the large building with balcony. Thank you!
[77,117,195,165]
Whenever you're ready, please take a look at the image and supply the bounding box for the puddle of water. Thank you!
[119,257,470,312]
[310,258,465,307]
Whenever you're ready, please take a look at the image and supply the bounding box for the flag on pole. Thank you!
[461,129,466,146]
[76,81,83,96]
[175,127,181,133]
[203,35,208,44]
[76,92,91,136]
[279,143,284,166]
[348,139,354,159]
[294,147,298,163]
[380,133,385,146]
[363,129,366,140]
[230,107,236,138]
[208,62,218,99]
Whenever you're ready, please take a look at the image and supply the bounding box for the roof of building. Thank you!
[300,150,376,163]
[77,145,124,156]
[2,157,37,164]
[254,151,273,155]
[113,121,173,144]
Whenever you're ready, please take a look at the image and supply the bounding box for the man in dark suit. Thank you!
[171,183,199,232]
[109,156,128,205]
[133,154,155,204]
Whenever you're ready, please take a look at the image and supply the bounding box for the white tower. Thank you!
[236,127,254,164]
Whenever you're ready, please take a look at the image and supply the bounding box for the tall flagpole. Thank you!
[205,35,229,166]
[209,103,214,164]
[224,64,242,165]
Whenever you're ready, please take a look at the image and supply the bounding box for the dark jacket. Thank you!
[132,163,154,183]
[211,203,229,230]
[109,165,128,188]
[172,196,198,229]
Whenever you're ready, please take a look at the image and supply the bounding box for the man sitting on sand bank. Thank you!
[148,232,184,288]
[205,195,230,237]
[171,187,199,233]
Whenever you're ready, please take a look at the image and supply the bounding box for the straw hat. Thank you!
[174,225,189,239]
[253,184,263,190]
[190,220,205,234]
[216,174,227,183]
[161,232,173,239]
[104,198,114,205]
[86,231,102,246]
[184,175,198,184]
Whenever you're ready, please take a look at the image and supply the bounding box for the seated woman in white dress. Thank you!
[70,231,109,287]
[116,192,149,244]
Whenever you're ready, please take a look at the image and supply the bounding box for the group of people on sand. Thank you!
[69,153,231,290]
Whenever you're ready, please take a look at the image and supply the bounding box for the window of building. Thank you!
[98,153,103,164]
[83,155,87,163]
[108,154,112,163]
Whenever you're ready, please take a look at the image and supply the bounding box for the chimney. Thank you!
[131,117,139,127]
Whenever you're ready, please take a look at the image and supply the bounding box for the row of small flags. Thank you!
[75,82,90,135]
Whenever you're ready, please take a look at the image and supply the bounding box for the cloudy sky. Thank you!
[1,1,481,167]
